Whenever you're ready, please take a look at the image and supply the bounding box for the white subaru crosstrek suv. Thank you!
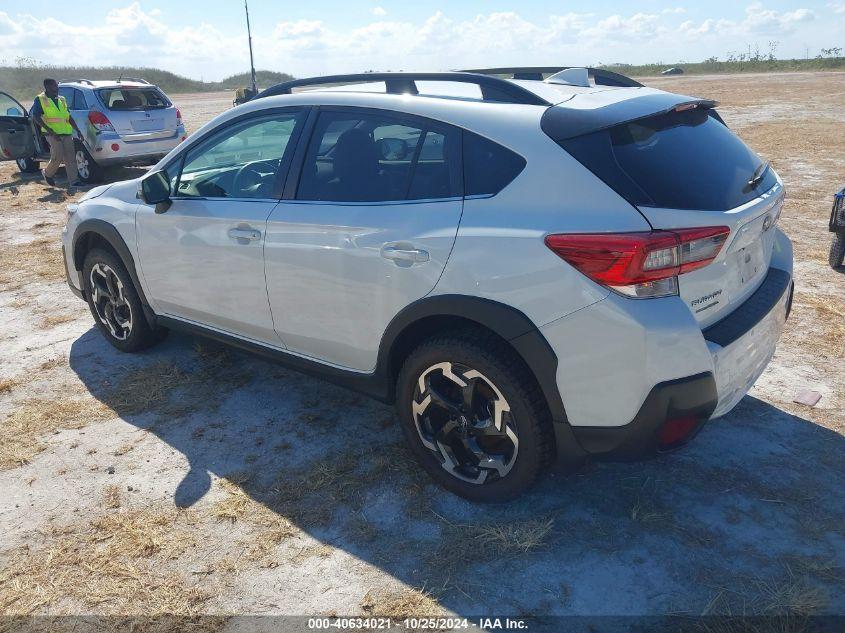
[60,68,793,501]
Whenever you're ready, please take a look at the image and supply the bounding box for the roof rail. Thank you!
[116,77,150,84]
[253,72,551,106]
[460,67,643,88]
[60,78,95,86]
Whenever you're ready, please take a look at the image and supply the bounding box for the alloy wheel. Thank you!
[412,362,519,485]
[89,263,133,340]
[76,149,90,180]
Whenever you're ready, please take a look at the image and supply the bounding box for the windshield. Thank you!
[97,88,170,110]
[560,109,778,211]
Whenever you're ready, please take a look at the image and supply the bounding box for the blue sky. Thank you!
[2,1,842,80]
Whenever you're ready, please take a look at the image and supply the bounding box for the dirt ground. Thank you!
[0,72,843,629]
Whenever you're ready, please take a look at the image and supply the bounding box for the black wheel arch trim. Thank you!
[375,294,578,460]
[71,219,156,327]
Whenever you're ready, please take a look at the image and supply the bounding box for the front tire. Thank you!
[396,331,554,502]
[830,232,845,271]
[74,142,103,183]
[82,248,165,352]
[16,156,40,173]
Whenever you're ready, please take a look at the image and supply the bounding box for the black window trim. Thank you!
[285,105,464,205]
[162,105,309,202]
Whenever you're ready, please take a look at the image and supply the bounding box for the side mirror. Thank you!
[140,171,171,211]
[377,137,409,161]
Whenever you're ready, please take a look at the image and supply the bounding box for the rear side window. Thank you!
[560,109,777,211]
[463,132,526,197]
[296,110,461,203]
[58,87,86,110]
[97,88,170,110]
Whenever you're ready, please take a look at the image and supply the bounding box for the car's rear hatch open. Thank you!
[96,86,178,142]
[547,90,783,327]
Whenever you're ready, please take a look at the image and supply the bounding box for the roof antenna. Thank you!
[245,0,257,95]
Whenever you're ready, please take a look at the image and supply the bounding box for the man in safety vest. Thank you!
[32,78,84,188]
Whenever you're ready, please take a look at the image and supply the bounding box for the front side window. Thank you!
[174,111,303,200]
[296,111,461,203]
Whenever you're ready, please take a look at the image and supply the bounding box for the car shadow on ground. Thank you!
[68,327,845,619]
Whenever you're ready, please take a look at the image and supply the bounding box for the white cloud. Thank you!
[742,2,814,34]
[829,2,845,14]
[0,3,830,80]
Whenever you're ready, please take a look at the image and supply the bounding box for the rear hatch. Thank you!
[96,85,178,141]
[557,103,782,327]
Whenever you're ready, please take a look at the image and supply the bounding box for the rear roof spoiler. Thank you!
[542,92,719,140]
[460,66,644,88]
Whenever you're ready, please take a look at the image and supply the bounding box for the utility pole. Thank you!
[245,0,257,94]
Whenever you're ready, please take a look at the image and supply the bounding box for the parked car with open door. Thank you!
[0,79,187,183]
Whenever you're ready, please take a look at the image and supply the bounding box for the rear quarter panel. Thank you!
[434,115,651,328]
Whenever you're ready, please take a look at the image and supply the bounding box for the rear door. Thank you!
[0,91,36,161]
[264,108,464,371]
[561,106,783,327]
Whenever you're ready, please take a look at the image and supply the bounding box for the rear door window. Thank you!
[97,88,170,111]
[560,109,777,211]
[296,110,461,203]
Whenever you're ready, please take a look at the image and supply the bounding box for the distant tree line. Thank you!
[0,59,293,101]
[602,42,844,76]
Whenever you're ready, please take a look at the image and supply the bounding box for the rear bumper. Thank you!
[88,128,185,165]
[541,228,793,463]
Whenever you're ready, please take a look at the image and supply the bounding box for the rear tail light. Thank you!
[87,110,114,132]
[545,226,730,298]
[176,108,182,126]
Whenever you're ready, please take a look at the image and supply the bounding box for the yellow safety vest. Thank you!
[37,93,73,135]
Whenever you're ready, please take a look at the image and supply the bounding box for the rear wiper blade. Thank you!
[748,160,770,188]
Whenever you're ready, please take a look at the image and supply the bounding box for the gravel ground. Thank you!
[0,72,843,629]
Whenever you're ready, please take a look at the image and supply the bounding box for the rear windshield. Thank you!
[559,108,777,211]
[97,88,170,110]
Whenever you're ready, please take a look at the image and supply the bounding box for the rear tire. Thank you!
[16,156,40,173]
[830,232,845,271]
[74,142,103,183]
[82,248,166,352]
[395,330,554,502]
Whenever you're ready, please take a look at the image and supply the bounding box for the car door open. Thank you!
[0,91,36,162]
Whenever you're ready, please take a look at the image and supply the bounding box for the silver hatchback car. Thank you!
[1,79,187,183]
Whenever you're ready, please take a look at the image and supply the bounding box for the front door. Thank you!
[265,108,464,371]
[136,109,306,345]
[0,91,36,162]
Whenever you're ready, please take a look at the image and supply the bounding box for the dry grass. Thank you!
[0,237,65,289]
[0,509,209,615]
[0,396,113,470]
[432,513,554,572]
[0,377,18,394]
[39,313,76,329]
[104,484,122,509]
[209,477,298,568]
[792,293,845,358]
[360,587,444,619]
